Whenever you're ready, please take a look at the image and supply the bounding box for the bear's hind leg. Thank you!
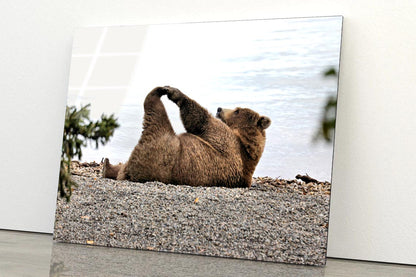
[141,87,175,141]
[102,158,123,179]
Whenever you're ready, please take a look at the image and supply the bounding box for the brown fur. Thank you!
[103,86,271,188]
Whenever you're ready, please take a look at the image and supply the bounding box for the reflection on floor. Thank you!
[0,229,415,277]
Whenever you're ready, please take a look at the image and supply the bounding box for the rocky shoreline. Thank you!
[54,161,331,265]
[70,161,331,196]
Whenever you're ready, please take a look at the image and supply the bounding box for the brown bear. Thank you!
[103,86,271,188]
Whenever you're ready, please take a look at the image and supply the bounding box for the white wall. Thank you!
[0,0,415,265]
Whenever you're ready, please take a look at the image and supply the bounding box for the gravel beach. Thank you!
[53,162,331,265]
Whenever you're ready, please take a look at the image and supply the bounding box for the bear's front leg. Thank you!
[163,86,184,105]
[164,86,211,136]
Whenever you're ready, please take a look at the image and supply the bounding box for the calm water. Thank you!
[78,17,342,181]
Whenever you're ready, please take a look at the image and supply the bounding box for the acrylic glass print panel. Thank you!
[54,16,343,265]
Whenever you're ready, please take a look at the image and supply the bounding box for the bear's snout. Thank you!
[216,107,223,119]
[216,107,233,123]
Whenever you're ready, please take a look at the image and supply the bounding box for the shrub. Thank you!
[59,104,119,201]
[314,68,338,143]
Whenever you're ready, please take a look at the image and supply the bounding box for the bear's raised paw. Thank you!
[163,86,183,103]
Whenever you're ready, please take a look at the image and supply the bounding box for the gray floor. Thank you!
[0,230,415,277]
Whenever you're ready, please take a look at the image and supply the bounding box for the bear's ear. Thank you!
[258,116,271,130]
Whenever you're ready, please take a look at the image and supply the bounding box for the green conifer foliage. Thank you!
[59,104,119,201]
[314,68,338,143]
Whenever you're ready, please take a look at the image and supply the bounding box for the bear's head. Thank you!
[216,107,271,162]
